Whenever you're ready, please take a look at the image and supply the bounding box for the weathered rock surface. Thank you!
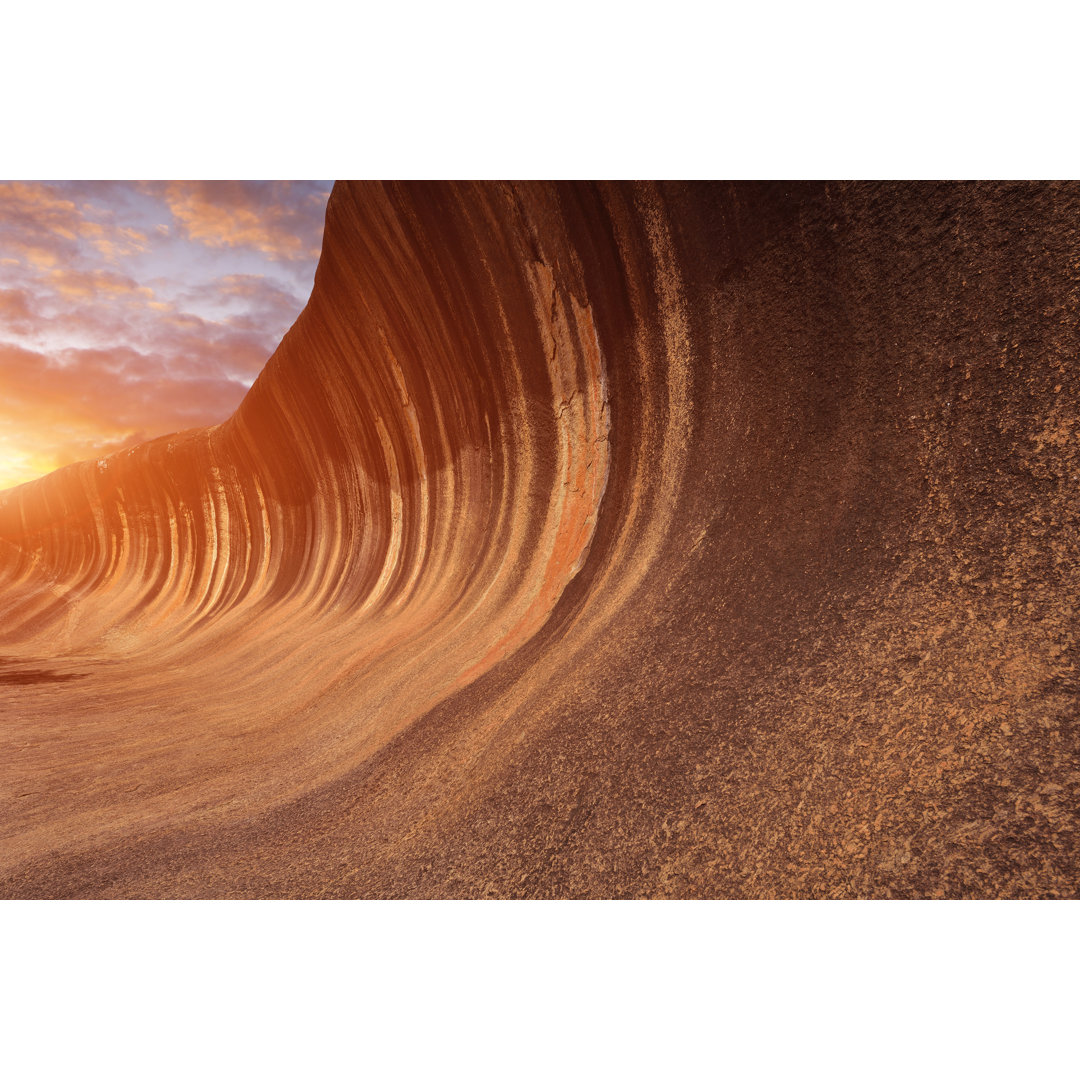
[1,181,1077,898]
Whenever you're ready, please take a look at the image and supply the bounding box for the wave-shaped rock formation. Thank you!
[1,181,1078,898]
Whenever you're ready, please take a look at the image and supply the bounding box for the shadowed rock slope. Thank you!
[1,181,1078,898]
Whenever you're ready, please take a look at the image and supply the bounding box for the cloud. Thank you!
[79,221,150,261]
[47,268,155,301]
[0,287,37,332]
[178,272,306,332]
[0,182,82,233]
[161,181,330,261]
[0,183,104,269]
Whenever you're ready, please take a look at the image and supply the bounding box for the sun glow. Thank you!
[0,441,59,492]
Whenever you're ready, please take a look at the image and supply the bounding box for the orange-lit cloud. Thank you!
[47,267,155,300]
[0,181,331,491]
[0,183,87,269]
[158,181,328,261]
[79,220,150,261]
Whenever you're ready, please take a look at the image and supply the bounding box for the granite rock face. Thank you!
[1,181,1077,898]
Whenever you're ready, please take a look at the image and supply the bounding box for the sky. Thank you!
[0,180,332,491]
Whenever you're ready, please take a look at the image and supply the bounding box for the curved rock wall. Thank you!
[2,181,1078,897]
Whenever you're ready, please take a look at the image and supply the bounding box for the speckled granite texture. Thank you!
[2,182,1077,897]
